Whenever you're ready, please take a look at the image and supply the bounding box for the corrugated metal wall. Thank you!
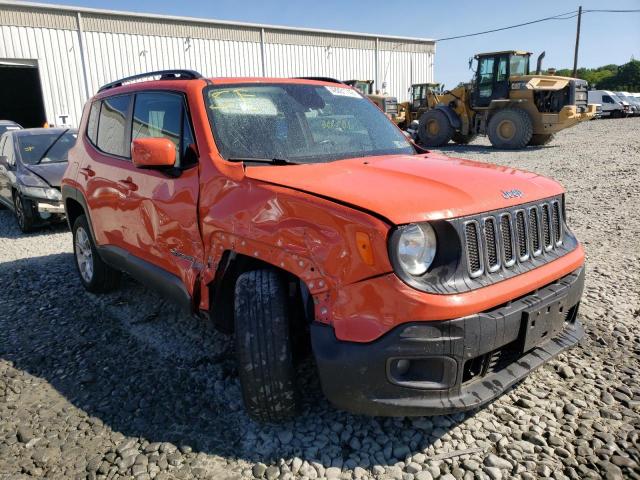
[0,2,435,127]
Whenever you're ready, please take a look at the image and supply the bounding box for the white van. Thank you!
[617,92,640,116]
[587,90,631,118]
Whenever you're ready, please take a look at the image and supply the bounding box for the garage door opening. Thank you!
[0,63,47,128]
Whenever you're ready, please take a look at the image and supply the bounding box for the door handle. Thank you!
[117,178,138,192]
[79,166,95,178]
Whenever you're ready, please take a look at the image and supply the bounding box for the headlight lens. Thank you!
[396,223,437,276]
[20,186,62,201]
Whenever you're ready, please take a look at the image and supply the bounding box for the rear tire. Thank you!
[417,110,454,147]
[72,215,120,293]
[487,108,533,149]
[234,269,298,422]
[528,134,555,146]
[452,132,478,145]
[13,192,35,233]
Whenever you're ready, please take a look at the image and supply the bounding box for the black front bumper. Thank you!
[311,267,585,416]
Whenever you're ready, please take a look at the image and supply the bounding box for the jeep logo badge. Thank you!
[502,189,523,199]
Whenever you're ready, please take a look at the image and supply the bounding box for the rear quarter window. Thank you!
[97,95,131,157]
[87,101,101,144]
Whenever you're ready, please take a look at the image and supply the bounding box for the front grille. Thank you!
[573,82,588,109]
[462,196,566,281]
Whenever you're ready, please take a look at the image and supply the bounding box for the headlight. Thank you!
[394,223,437,276]
[20,186,62,201]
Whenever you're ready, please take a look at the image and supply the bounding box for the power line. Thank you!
[435,8,640,42]
[435,10,578,42]
[583,9,640,13]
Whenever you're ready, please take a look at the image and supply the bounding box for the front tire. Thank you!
[487,108,533,149]
[417,110,454,147]
[72,215,120,293]
[13,192,35,233]
[234,269,298,422]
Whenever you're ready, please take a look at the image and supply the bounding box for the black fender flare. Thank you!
[61,184,98,244]
[433,105,461,130]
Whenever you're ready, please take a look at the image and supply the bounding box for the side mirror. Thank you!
[131,137,176,169]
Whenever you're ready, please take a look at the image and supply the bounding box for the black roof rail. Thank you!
[98,69,207,93]
[294,76,345,85]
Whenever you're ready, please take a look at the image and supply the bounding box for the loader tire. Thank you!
[234,269,298,422]
[417,110,454,147]
[528,133,555,146]
[487,108,533,149]
[452,132,478,145]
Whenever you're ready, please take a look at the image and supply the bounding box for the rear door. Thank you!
[114,90,203,290]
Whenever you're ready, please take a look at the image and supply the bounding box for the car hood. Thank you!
[245,153,565,225]
[24,162,67,188]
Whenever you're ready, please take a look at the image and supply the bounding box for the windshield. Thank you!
[204,83,414,164]
[510,55,529,76]
[17,130,77,165]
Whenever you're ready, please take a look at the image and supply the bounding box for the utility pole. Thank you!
[572,6,582,77]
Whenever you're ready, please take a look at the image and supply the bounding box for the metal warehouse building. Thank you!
[0,1,435,128]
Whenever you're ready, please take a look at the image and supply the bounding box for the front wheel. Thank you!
[487,108,533,149]
[72,215,120,293]
[13,192,35,233]
[234,269,298,422]
[417,110,454,147]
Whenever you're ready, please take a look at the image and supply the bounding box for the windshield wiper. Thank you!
[227,157,298,166]
[37,129,68,164]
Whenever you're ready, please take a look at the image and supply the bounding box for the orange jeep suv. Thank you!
[62,70,585,421]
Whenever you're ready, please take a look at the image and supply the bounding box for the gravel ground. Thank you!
[1,117,639,480]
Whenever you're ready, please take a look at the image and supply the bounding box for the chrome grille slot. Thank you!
[528,207,542,256]
[500,214,515,267]
[552,200,563,245]
[515,210,529,261]
[483,217,500,272]
[464,221,483,277]
[542,203,552,250]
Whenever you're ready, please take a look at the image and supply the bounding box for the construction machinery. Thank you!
[410,51,597,149]
[343,80,405,125]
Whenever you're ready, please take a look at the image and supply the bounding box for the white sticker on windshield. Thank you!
[325,86,361,98]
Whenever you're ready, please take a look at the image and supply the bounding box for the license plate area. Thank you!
[521,296,568,352]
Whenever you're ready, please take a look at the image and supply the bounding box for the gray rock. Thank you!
[483,454,511,470]
[483,467,502,480]
[252,463,267,478]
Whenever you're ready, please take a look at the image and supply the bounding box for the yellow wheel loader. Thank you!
[343,80,406,125]
[410,51,597,149]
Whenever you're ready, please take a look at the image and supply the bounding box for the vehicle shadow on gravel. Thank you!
[1,253,496,472]
[0,210,68,239]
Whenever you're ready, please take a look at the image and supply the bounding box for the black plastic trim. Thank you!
[311,266,585,416]
[97,245,192,312]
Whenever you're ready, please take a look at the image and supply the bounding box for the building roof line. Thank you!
[0,0,436,44]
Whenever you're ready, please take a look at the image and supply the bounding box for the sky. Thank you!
[33,0,640,89]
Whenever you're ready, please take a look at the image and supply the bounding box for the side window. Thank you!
[97,95,131,157]
[478,57,495,98]
[602,95,612,104]
[87,101,101,144]
[497,57,508,82]
[132,92,196,167]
